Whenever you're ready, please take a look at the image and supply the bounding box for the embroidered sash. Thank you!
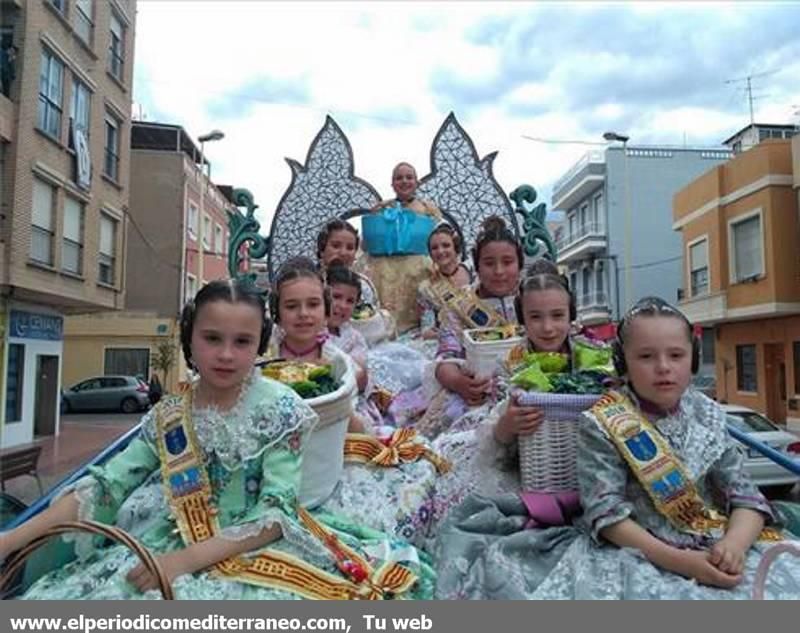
[343,428,452,474]
[591,391,781,541]
[155,394,418,599]
[433,283,507,330]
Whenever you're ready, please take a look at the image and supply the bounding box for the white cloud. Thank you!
[133,1,800,235]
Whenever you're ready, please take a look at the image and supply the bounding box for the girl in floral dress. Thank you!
[1,279,432,600]
[434,297,800,599]
[268,259,441,548]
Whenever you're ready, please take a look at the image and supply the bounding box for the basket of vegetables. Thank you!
[260,347,357,508]
[350,303,395,346]
[509,341,614,492]
[463,324,525,378]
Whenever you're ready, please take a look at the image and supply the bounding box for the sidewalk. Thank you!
[2,414,140,506]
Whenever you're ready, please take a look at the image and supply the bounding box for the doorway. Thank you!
[34,355,60,436]
[764,344,786,424]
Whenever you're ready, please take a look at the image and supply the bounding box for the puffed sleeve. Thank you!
[217,388,321,548]
[577,411,635,543]
[64,408,160,526]
[708,436,777,523]
[436,309,465,361]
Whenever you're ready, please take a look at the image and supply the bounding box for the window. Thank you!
[736,344,757,392]
[689,239,709,296]
[593,192,604,227]
[186,274,197,304]
[104,348,150,379]
[62,196,84,274]
[49,0,65,14]
[103,111,120,181]
[579,203,588,231]
[187,202,199,237]
[5,344,24,423]
[215,223,223,254]
[74,0,94,45]
[98,213,117,285]
[108,12,125,81]
[595,266,604,296]
[202,214,211,251]
[568,214,576,241]
[38,49,64,139]
[701,328,715,365]
[31,178,55,265]
[70,78,91,139]
[794,341,800,394]
[730,214,763,282]
[581,267,591,304]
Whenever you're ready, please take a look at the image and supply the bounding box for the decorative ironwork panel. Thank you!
[417,113,519,250]
[266,116,380,278]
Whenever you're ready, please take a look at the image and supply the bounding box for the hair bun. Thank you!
[480,215,507,234]
[525,258,559,277]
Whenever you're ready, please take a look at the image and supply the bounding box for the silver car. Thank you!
[723,404,800,492]
[62,375,150,414]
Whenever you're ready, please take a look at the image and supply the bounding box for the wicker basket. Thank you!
[0,520,174,599]
[351,309,395,346]
[463,327,524,378]
[298,347,358,509]
[516,392,601,493]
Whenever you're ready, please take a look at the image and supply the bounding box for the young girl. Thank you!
[434,297,800,599]
[326,264,370,392]
[428,261,600,539]
[407,215,522,438]
[269,259,442,547]
[316,219,379,309]
[1,279,431,600]
[417,222,473,340]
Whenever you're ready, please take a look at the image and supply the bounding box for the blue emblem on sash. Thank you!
[165,425,188,455]
[169,467,202,496]
[470,308,490,327]
[624,431,657,462]
[650,469,686,502]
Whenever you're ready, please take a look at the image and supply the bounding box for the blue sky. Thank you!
[133,1,800,228]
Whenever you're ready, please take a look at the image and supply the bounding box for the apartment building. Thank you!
[63,121,236,392]
[674,137,800,427]
[550,144,732,327]
[0,0,136,448]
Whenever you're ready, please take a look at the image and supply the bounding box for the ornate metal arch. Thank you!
[416,112,519,254]
[265,112,551,279]
[266,116,380,278]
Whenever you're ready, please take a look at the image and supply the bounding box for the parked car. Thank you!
[722,404,800,493]
[61,376,150,414]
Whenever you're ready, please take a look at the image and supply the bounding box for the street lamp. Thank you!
[197,129,225,286]
[603,130,632,314]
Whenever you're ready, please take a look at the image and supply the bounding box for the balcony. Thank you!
[556,221,607,264]
[551,150,606,211]
[577,292,612,325]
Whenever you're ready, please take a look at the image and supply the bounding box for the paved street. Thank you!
[2,412,142,506]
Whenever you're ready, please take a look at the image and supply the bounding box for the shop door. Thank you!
[34,355,60,436]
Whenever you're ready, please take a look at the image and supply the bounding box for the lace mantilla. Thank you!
[143,373,318,471]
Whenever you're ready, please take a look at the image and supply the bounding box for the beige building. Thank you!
[62,121,238,394]
[674,133,800,428]
[0,0,137,448]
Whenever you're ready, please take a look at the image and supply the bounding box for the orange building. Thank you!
[673,136,800,428]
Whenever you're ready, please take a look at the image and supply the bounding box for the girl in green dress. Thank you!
[0,279,432,600]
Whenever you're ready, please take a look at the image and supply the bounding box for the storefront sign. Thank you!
[9,310,63,341]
